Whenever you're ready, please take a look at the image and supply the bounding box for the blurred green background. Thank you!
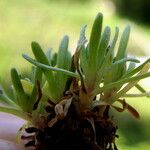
[0,0,150,149]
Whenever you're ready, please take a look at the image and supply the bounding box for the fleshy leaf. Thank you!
[21,79,33,95]
[135,84,146,93]
[127,61,136,72]
[86,13,103,87]
[11,68,29,111]
[113,63,150,100]
[95,27,119,87]
[116,26,130,60]
[31,42,60,101]
[0,86,19,107]
[79,25,88,75]
[23,54,79,78]
[94,71,150,95]
[0,106,30,120]
[97,26,111,69]
[123,58,150,78]
[56,35,72,94]
[51,53,57,67]
[112,26,130,81]
[46,48,52,65]
[29,67,43,108]
[122,92,150,97]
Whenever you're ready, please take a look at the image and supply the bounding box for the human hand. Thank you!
[0,112,33,150]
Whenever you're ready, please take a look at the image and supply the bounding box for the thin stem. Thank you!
[94,72,150,95]
[23,54,79,78]
[112,63,150,100]
[122,92,150,97]
[135,84,146,93]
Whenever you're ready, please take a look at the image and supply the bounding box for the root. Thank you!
[22,96,118,150]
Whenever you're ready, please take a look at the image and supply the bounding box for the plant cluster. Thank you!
[0,13,150,150]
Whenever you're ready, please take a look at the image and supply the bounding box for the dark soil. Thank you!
[22,95,118,150]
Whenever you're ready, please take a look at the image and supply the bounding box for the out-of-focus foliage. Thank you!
[113,0,150,24]
[49,0,90,2]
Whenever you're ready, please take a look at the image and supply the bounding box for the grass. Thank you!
[0,0,150,149]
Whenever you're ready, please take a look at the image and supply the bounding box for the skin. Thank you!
[0,139,23,150]
[0,112,34,150]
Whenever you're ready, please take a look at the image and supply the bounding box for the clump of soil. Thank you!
[22,94,118,150]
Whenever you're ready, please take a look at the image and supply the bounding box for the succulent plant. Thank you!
[0,13,150,150]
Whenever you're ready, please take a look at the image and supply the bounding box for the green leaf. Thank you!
[113,63,150,100]
[135,84,146,93]
[31,42,50,65]
[11,68,29,111]
[46,48,52,65]
[95,57,140,88]
[116,26,130,60]
[97,26,111,69]
[96,47,114,85]
[96,47,112,87]
[123,58,150,78]
[57,35,70,68]
[23,54,78,103]
[127,61,136,71]
[95,27,119,87]
[79,25,88,75]
[100,27,119,86]
[87,13,103,84]
[80,46,88,75]
[122,92,150,97]
[51,53,57,67]
[103,50,113,85]
[0,86,19,108]
[94,71,150,95]
[21,79,33,95]
[110,57,140,69]
[33,67,43,84]
[0,106,30,121]
[31,41,54,83]
[57,36,71,69]
[29,67,43,110]
[31,42,59,101]
[78,25,87,47]
[23,54,79,78]
[31,66,36,83]
[56,35,72,95]
[109,27,119,53]
[98,58,139,75]
[112,26,130,81]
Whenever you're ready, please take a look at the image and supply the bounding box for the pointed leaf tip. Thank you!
[87,12,103,77]
[59,35,69,51]
[96,12,103,19]
[31,41,40,49]
[63,35,69,41]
